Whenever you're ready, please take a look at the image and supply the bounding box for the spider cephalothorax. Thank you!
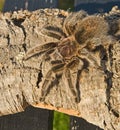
[24,10,112,103]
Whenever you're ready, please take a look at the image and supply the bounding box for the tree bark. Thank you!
[0,7,119,130]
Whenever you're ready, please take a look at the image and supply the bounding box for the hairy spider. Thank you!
[24,11,111,103]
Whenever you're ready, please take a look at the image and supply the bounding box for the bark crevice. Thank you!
[0,8,119,130]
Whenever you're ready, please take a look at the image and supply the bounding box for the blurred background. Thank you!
[1,0,120,13]
[0,0,4,11]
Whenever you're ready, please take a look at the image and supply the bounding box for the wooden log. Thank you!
[0,7,119,130]
[2,2,57,130]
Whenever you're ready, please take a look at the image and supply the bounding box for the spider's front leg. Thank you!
[41,25,66,40]
[40,62,65,102]
[24,42,58,60]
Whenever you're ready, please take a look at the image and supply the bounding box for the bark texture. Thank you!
[0,7,119,130]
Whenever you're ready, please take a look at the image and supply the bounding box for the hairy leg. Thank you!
[24,42,58,60]
[65,68,78,102]
[40,63,65,101]
[41,25,66,40]
[65,58,84,103]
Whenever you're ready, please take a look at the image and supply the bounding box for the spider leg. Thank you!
[65,57,84,103]
[78,48,101,68]
[41,48,56,61]
[75,69,82,103]
[74,58,90,103]
[65,68,78,102]
[24,42,58,60]
[40,63,65,102]
[41,25,66,40]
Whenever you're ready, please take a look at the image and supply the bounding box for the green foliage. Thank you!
[58,0,74,11]
[0,0,5,11]
[53,111,70,130]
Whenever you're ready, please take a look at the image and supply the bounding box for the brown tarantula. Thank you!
[24,11,111,103]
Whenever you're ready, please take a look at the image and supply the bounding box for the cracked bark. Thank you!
[0,8,119,130]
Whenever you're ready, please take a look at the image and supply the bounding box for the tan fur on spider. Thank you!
[24,10,114,103]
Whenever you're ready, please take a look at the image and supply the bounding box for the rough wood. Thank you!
[0,7,119,130]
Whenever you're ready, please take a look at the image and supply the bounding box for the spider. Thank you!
[24,10,111,103]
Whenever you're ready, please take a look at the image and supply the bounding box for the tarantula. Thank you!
[24,11,110,103]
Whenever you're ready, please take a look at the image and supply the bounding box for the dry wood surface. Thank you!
[0,6,120,130]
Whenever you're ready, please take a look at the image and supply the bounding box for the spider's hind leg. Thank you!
[40,62,65,102]
[65,68,79,102]
[41,25,66,40]
[65,57,84,103]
